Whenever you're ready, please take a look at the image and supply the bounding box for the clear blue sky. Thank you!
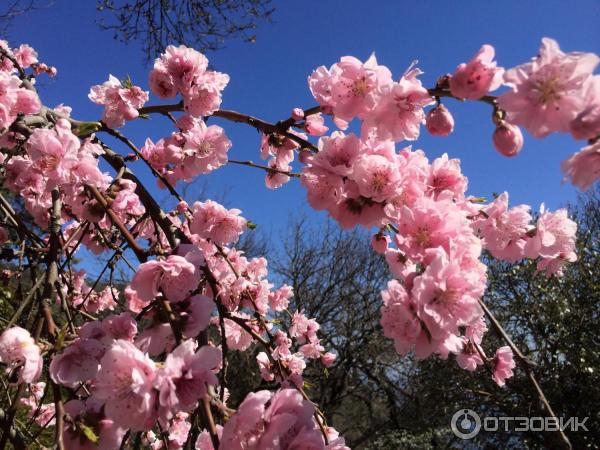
[5,1,600,258]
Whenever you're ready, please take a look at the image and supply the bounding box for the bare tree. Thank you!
[0,0,53,34]
[273,218,418,447]
[96,0,275,63]
[1,1,275,63]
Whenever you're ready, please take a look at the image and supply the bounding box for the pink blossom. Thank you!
[50,338,105,388]
[427,153,467,199]
[265,156,292,189]
[394,196,471,261]
[353,153,402,202]
[102,312,138,342]
[26,119,80,186]
[292,108,304,121]
[268,284,293,312]
[0,71,40,129]
[493,122,524,157]
[371,233,390,254]
[320,352,337,367]
[570,76,600,140]
[425,104,455,136]
[305,113,329,136]
[380,280,422,355]
[456,340,484,371]
[190,200,247,245]
[136,323,176,357]
[93,339,157,431]
[412,249,484,340]
[110,179,145,219]
[149,45,228,117]
[310,54,393,123]
[150,45,208,95]
[491,346,516,386]
[562,141,600,190]
[13,44,38,68]
[222,314,255,351]
[256,352,275,381]
[195,425,224,450]
[180,119,232,177]
[183,70,230,117]
[498,38,600,137]
[63,398,126,450]
[182,295,215,339]
[0,326,42,384]
[130,254,201,303]
[362,65,434,142]
[473,192,532,262]
[524,206,577,276]
[89,75,149,128]
[449,45,504,99]
[156,340,221,420]
[167,412,192,449]
[220,388,324,450]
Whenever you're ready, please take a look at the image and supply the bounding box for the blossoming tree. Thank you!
[0,36,597,449]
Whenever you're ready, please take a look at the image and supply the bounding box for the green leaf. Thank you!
[80,424,99,444]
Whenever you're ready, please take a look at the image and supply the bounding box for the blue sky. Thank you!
[5,1,600,267]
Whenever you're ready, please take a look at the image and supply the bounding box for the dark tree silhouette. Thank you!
[97,0,275,62]
[0,0,275,63]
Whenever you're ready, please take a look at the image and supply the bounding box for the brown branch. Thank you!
[478,298,572,450]
[138,103,318,151]
[228,159,301,178]
[85,185,148,262]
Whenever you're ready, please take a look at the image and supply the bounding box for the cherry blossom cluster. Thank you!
[141,116,232,185]
[88,75,149,129]
[149,44,229,117]
[0,36,596,450]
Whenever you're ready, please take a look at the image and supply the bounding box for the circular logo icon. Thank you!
[451,409,481,440]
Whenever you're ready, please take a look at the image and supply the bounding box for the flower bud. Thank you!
[321,352,336,367]
[371,233,390,254]
[493,122,523,157]
[176,201,189,214]
[426,104,454,136]
[291,108,304,121]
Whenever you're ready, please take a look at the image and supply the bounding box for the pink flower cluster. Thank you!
[498,38,599,139]
[473,193,577,276]
[0,326,42,384]
[20,382,56,427]
[0,40,56,76]
[149,45,229,117]
[141,115,232,185]
[50,315,221,434]
[309,55,433,142]
[89,75,149,128]
[3,119,113,227]
[0,70,40,130]
[217,388,347,450]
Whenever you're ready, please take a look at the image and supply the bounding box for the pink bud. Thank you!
[371,233,390,254]
[291,108,304,121]
[177,201,189,214]
[321,352,336,367]
[493,122,524,157]
[298,150,312,164]
[426,104,454,136]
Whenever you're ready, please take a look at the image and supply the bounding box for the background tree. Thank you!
[265,189,600,449]
[0,0,275,63]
